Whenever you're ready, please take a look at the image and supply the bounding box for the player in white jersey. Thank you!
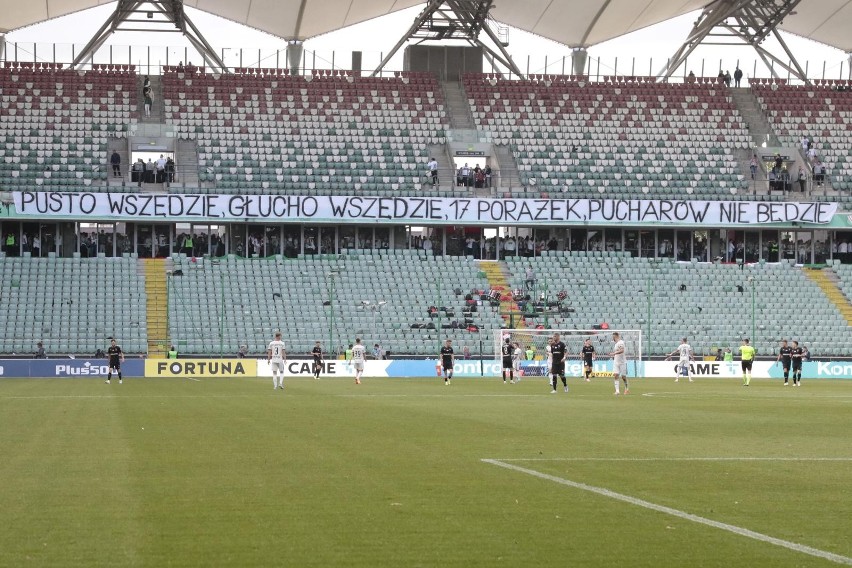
[609,332,629,395]
[666,337,694,382]
[545,338,554,382]
[512,342,523,382]
[267,332,287,390]
[351,337,366,385]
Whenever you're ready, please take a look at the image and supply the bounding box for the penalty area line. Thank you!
[481,458,852,566]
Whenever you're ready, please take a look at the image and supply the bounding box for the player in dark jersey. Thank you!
[310,341,323,379]
[776,339,793,385]
[580,338,596,382]
[105,339,124,384]
[791,340,804,386]
[549,333,568,393]
[501,338,515,383]
[440,339,455,385]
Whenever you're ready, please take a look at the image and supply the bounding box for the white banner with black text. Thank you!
[12,191,838,226]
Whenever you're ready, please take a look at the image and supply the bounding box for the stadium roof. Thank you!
[2,1,851,52]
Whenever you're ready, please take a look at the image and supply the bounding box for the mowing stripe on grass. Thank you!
[494,457,852,463]
[482,458,852,566]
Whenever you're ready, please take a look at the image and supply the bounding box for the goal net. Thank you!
[495,329,643,378]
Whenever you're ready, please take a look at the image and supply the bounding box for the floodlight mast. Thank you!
[658,0,809,84]
[371,0,524,78]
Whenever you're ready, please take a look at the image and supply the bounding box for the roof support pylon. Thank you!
[659,0,808,84]
[371,0,523,78]
[71,0,228,73]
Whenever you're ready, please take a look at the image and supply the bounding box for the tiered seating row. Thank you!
[464,74,751,199]
[162,70,448,193]
[505,253,852,356]
[0,67,137,190]
[0,256,147,354]
[167,252,502,356]
[753,84,852,189]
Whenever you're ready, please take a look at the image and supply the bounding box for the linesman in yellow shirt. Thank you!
[739,338,756,386]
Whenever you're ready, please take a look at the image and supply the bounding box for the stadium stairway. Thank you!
[478,261,525,328]
[443,81,476,129]
[141,258,170,358]
[138,75,164,124]
[730,87,779,147]
[804,268,852,326]
[175,138,200,188]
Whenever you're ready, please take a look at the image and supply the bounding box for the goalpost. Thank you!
[495,329,643,378]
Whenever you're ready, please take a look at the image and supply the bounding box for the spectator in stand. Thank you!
[461,163,471,187]
[774,153,783,171]
[475,167,485,188]
[111,150,121,177]
[143,83,153,117]
[133,159,144,186]
[166,157,176,183]
[485,164,492,188]
[456,165,463,186]
[686,71,696,83]
[31,235,40,257]
[34,342,46,359]
[807,145,817,163]
[465,236,475,258]
[422,237,433,252]
[724,70,732,87]
[801,136,809,152]
[372,344,386,360]
[717,70,725,84]
[146,158,156,183]
[733,66,743,87]
[156,155,167,183]
[525,265,536,290]
[504,236,516,257]
[813,160,825,186]
[427,157,439,188]
[798,165,807,192]
[779,167,791,192]
[750,154,758,180]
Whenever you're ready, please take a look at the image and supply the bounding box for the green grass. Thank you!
[1,376,851,567]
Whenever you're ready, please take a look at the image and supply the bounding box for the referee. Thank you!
[739,338,755,386]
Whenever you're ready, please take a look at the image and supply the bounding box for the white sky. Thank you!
[4,3,850,81]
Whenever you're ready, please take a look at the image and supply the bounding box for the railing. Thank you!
[2,40,851,85]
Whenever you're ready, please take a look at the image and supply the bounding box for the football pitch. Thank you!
[1,376,851,567]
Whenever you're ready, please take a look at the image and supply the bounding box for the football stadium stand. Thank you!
[162,68,450,195]
[0,63,137,191]
[463,74,752,199]
[0,255,147,355]
[752,79,852,192]
[166,251,503,357]
[504,252,852,357]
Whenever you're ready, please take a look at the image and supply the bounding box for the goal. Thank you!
[495,329,643,378]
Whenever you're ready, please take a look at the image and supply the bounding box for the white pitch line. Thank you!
[482,459,852,566]
[186,377,201,382]
[492,457,852,463]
